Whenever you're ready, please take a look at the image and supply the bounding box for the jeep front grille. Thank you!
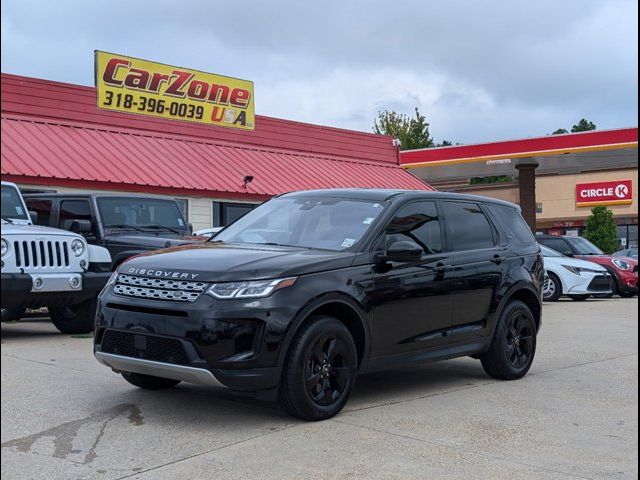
[13,240,70,268]
[113,274,207,302]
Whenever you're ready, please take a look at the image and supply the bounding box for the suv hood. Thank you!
[104,233,198,249]
[574,254,638,269]
[118,243,355,282]
[1,223,80,238]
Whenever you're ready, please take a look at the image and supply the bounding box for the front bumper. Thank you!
[1,271,111,309]
[614,269,638,294]
[94,285,298,393]
[566,273,612,295]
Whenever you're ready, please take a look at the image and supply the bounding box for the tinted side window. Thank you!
[59,200,92,230]
[25,199,53,226]
[442,201,495,251]
[386,201,442,255]
[487,204,535,243]
[540,238,573,256]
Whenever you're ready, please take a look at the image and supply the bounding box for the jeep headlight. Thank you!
[612,258,630,271]
[70,239,85,257]
[1,238,8,257]
[207,277,297,299]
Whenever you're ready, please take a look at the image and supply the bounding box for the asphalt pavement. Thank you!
[1,297,637,480]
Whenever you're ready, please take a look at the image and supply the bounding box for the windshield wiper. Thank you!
[140,224,183,235]
[105,224,148,233]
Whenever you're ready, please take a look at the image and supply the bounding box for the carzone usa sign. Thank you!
[95,51,255,130]
[576,180,633,207]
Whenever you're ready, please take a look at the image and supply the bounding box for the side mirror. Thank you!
[188,222,194,234]
[29,211,38,224]
[383,240,423,263]
[69,219,93,234]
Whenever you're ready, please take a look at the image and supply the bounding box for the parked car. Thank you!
[540,245,611,301]
[94,189,543,420]
[24,193,198,270]
[537,235,638,298]
[1,182,112,333]
[614,248,638,260]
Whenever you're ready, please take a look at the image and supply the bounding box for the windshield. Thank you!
[569,237,604,255]
[97,197,188,232]
[540,245,564,257]
[1,185,30,222]
[214,196,386,251]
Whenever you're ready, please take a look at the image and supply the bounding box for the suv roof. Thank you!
[282,188,519,208]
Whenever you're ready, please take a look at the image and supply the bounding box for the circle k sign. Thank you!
[576,180,633,206]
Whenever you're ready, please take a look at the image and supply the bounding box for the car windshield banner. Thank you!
[576,180,633,206]
[94,51,255,130]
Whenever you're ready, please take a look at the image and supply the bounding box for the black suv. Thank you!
[24,193,196,269]
[94,189,543,420]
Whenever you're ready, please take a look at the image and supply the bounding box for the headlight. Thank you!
[1,238,8,257]
[70,239,85,257]
[207,277,297,299]
[612,258,630,271]
[106,272,118,287]
[562,265,604,275]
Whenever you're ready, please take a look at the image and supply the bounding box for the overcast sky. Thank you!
[1,1,637,143]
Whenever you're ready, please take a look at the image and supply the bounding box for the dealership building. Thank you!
[401,129,638,248]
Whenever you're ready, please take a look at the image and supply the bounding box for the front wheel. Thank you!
[49,298,97,334]
[480,300,537,380]
[619,290,637,298]
[122,372,181,390]
[542,272,562,302]
[279,315,357,421]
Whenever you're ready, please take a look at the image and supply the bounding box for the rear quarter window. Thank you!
[486,204,536,244]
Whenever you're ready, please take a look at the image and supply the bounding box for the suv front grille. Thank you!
[113,274,207,302]
[13,240,70,268]
[101,330,191,365]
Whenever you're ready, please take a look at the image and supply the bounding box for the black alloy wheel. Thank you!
[279,315,357,420]
[304,334,352,407]
[480,300,537,380]
[504,312,535,370]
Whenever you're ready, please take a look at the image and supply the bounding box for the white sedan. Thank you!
[541,245,613,301]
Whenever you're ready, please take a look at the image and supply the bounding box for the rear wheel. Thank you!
[1,307,26,322]
[121,372,181,390]
[619,290,637,298]
[568,294,589,301]
[542,272,562,302]
[480,300,537,380]
[279,315,357,421]
[49,298,96,334]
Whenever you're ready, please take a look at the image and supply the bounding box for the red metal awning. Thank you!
[400,127,638,168]
[1,115,431,199]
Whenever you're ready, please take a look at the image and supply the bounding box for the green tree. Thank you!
[552,128,569,135]
[583,206,618,254]
[373,108,434,150]
[571,118,596,132]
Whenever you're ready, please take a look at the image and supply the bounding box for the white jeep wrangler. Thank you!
[1,181,112,333]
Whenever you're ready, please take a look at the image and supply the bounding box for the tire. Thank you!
[619,290,637,298]
[568,295,589,301]
[49,298,97,334]
[279,315,357,421]
[480,300,537,380]
[121,372,181,390]
[1,307,26,322]
[542,272,562,302]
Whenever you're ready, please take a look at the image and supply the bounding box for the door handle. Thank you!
[491,255,506,264]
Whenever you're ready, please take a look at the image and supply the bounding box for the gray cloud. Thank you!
[1,0,637,143]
